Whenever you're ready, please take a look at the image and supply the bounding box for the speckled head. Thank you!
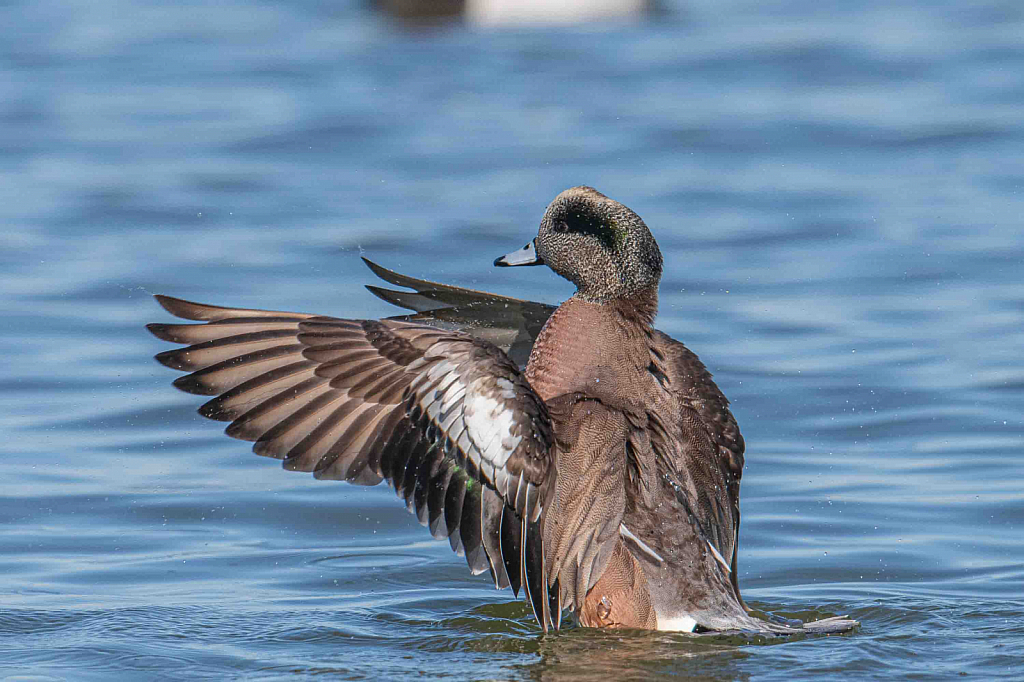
[496,186,663,303]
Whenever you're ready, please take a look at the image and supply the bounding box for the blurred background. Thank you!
[2,0,1023,679]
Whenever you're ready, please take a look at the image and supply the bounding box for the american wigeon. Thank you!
[374,0,651,26]
[148,186,856,634]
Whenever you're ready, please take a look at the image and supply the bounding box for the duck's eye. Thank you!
[553,220,569,233]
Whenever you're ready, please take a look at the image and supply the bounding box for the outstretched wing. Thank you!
[147,295,561,629]
[362,258,556,370]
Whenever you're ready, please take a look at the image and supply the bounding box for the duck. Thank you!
[373,0,652,26]
[147,186,856,634]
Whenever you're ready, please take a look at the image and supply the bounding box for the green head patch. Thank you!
[564,211,626,251]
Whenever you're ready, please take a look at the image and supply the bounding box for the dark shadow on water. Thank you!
[391,599,861,681]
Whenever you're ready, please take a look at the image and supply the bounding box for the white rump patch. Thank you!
[658,614,698,632]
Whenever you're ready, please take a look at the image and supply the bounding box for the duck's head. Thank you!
[495,186,663,303]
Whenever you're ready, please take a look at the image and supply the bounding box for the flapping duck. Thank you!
[148,186,856,635]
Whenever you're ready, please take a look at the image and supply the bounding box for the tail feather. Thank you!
[692,612,859,636]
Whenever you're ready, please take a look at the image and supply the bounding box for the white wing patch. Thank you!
[463,379,522,469]
[409,360,530,514]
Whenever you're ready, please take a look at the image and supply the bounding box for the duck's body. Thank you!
[524,294,731,630]
[148,187,856,635]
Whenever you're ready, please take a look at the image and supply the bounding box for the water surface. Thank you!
[2,0,1023,679]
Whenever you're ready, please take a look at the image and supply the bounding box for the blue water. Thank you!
[2,0,1023,679]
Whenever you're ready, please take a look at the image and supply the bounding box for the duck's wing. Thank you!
[147,295,562,630]
[648,330,746,606]
[361,258,556,370]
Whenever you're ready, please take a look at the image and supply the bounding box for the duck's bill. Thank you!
[494,239,544,267]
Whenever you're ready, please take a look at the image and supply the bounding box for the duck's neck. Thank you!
[607,287,659,328]
[524,289,658,404]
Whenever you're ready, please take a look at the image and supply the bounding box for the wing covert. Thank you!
[648,329,746,603]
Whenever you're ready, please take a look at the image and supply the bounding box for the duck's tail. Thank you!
[696,611,859,637]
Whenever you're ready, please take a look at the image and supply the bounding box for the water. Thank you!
[2,0,1023,678]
